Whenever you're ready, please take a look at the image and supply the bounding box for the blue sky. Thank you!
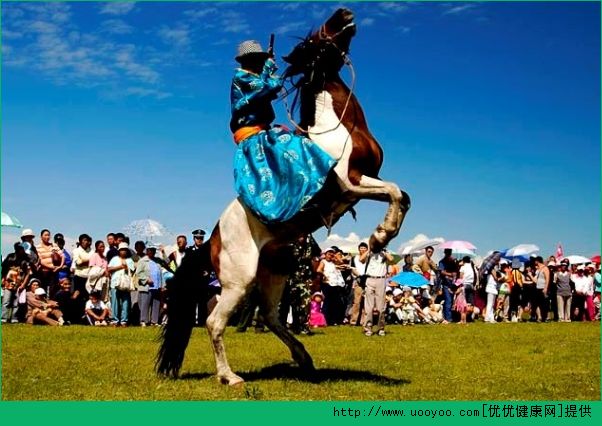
[1,1,600,258]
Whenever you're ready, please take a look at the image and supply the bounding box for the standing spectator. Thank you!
[484,262,503,323]
[19,228,39,266]
[136,245,164,326]
[583,265,596,320]
[547,260,558,321]
[170,235,188,270]
[2,243,35,278]
[438,248,459,323]
[36,229,64,297]
[106,233,125,263]
[458,255,477,306]
[555,259,572,322]
[497,262,512,321]
[308,292,327,328]
[108,242,135,326]
[88,241,110,301]
[509,259,525,322]
[402,255,414,272]
[54,233,72,282]
[522,261,536,319]
[415,246,438,284]
[188,229,206,252]
[316,247,347,326]
[348,242,369,326]
[72,234,93,317]
[2,266,26,323]
[104,233,117,259]
[361,246,393,336]
[528,256,550,322]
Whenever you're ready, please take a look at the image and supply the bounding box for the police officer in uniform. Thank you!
[187,229,206,253]
[185,229,211,325]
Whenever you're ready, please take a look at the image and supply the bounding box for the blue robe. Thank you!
[231,60,336,223]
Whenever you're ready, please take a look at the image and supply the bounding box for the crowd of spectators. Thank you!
[2,229,600,334]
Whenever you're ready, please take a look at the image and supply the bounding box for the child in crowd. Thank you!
[308,292,327,328]
[399,286,416,325]
[453,278,468,324]
[85,290,110,326]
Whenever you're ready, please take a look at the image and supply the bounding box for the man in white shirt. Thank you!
[347,242,369,326]
[362,245,394,336]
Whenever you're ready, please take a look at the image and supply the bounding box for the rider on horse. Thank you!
[230,40,336,223]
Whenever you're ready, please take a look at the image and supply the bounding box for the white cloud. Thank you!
[183,8,217,21]
[273,21,307,36]
[2,29,23,39]
[270,3,302,12]
[220,11,251,34]
[442,4,477,16]
[158,25,190,48]
[360,17,375,27]
[126,86,172,100]
[115,46,160,84]
[378,2,409,14]
[318,232,369,254]
[99,2,136,16]
[101,19,134,35]
[399,26,411,34]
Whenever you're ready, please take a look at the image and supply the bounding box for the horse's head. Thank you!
[283,8,356,82]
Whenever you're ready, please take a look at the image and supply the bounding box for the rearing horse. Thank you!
[157,8,410,386]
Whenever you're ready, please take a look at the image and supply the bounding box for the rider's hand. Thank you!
[265,58,278,74]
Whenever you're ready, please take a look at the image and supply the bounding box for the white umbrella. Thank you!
[123,218,171,242]
[1,211,22,228]
[562,255,591,265]
[505,244,539,258]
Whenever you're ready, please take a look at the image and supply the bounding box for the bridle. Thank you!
[282,23,356,136]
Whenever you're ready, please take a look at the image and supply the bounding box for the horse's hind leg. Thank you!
[256,266,315,373]
[206,284,250,385]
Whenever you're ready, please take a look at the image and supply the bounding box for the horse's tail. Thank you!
[156,240,212,378]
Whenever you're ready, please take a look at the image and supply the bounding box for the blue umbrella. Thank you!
[389,272,429,288]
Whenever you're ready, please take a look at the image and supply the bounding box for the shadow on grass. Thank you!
[180,363,410,386]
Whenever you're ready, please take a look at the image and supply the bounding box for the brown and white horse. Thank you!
[157,8,410,386]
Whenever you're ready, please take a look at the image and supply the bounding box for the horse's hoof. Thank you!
[219,374,245,386]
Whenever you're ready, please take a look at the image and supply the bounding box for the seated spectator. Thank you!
[85,291,110,326]
[386,288,403,324]
[53,278,78,324]
[26,285,64,326]
[399,286,416,326]
[423,298,446,324]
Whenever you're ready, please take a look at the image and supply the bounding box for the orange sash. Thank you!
[233,125,267,144]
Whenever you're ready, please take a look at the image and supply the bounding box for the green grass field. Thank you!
[1,322,599,401]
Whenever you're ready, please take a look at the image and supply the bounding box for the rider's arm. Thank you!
[231,63,283,110]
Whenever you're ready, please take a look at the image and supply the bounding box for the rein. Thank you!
[281,27,356,137]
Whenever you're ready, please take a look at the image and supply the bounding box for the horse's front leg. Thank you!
[342,175,411,252]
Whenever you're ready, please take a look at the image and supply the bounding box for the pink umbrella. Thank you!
[439,240,477,251]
